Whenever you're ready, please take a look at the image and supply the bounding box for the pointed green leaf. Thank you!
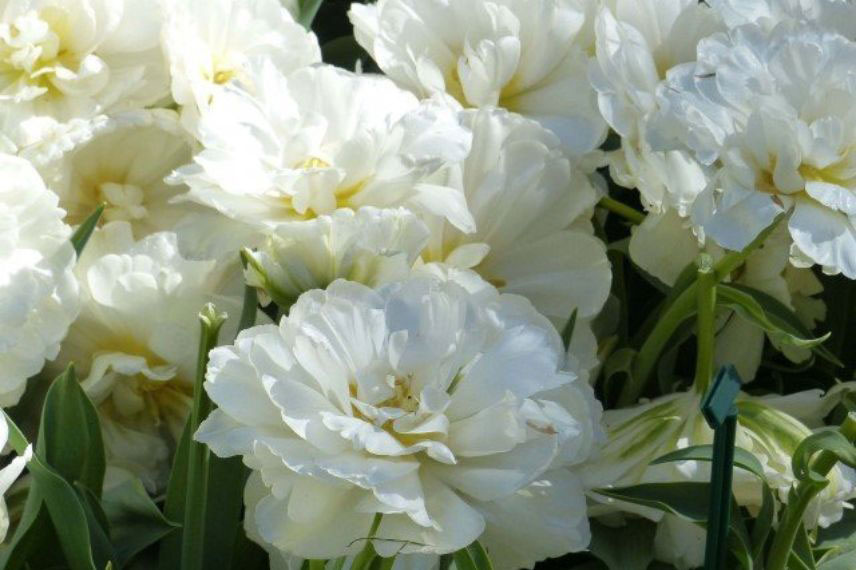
[103,477,179,567]
[719,284,841,366]
[75,484,118,569]
[751,484,776,567]
[158,416,191,569]
[466,541,494,570]
[596,482,710,522]
[202,456,248,569]
[453,548,478,570]
[27,458,97,570]
[652,444,766,481]
[792,428,856,483]
[561,308,578,351]
[71,204,104,257]
[588,519,656,570]
[37,365,105,495]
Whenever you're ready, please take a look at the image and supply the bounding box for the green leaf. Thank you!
[719,284,842,366]
[0,504,67,569]
[37,365,106,495]
[369,557,395,570]
[76,483,118,569]
[466,541,494,570]
[791,523,817,570]
[595,482,710,522]
[453,548,478,570]
[181,304,228,570]
[71,203,104,257]
[652,444,767,481]
[158,417,191,569]
[602,347,637,404]
[103,477,179,567]
[751,484,776,567]
[202,456,248,569]
[588,518,656,570]
[561,308,578,352]
[297,0,323,28]
[230,527,270,570]
[321,35,372,70]
[28,457,97,570]
[792,429,856,483]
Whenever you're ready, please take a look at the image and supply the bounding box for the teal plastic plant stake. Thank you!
[700,365,742,570]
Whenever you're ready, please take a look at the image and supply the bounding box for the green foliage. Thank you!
[70,204,104,257]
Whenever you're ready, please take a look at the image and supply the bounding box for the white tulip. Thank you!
[708,0,856,37]
[418,107,611,379]
[349,0,606,155]
[0,0,168,125]
[649,23,856,278]
[162,0,320,124]
[197,271,602,565]
[0,153,79,407]
[42,109,200,239]
[244,207,430,309]
[589,0,720,212]
[49,221,245,491]
[173,63,474,233]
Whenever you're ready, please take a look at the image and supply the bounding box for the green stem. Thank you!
[236,253,259,340]
[766,414,856,570]
[618,284,696,406]
[350,513,383,570]
[617,214,787,407]
[693,255,717,395]
[181,305,227,570]
[598,196,645,225]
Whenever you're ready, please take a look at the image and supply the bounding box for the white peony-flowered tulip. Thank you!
[0,0,168,125]
[349,0,606,155]
[44,109,196,239]
[49,222,245,490]
[197,271,602,566]
[649,23,856,278]
[173,63,474,233]
[244,207,430,309]
[419,107,611,375]
[162,0,320,124]
[589,0,720,212]
[0,153,79,407]
[709,0,856,37]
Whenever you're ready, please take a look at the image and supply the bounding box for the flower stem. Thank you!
[693,254,717,395]
[181,304,227,570]
[766,414,856,570]
[617,215,787,407]
[350,513,384,570]
[598,196,646,225]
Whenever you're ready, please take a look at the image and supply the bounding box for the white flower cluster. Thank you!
[0,0,854,567]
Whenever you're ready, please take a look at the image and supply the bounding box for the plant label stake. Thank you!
[701,365,742,570]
